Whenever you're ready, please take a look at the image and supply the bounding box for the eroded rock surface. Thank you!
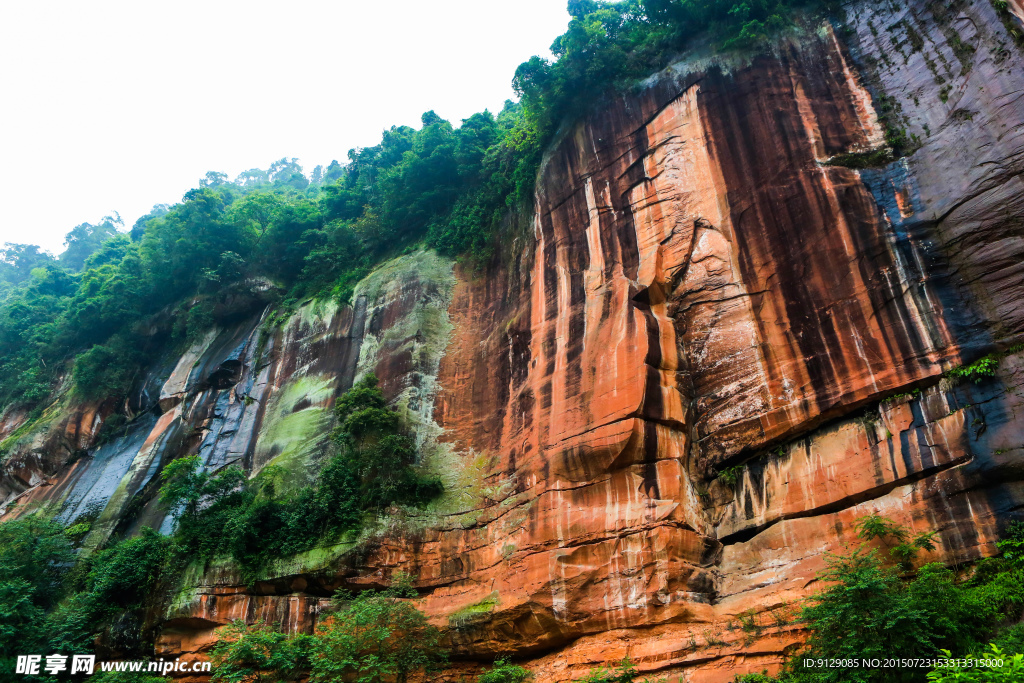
[2,0,1024,680]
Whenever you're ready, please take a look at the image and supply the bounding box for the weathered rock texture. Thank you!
[2,0,1024,680]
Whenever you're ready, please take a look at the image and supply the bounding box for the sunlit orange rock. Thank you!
[3,1,1024,680]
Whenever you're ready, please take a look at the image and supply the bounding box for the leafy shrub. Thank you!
[478,658,531,683]
[793,547,937,681]
[310,575,444,683]
[580,658,666,683]
[83,528,168,617]
[787,517,1024,682]
[210,620,312,683]
[855,513,938,571]
[945,356,1000,383]
[718,464,744,487]
[995,522,1024,566]
[926,644,1024,681]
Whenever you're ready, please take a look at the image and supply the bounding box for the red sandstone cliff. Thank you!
[3,1,1024,681]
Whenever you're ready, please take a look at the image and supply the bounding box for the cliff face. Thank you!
[2,0,1024,680]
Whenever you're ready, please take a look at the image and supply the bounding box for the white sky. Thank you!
[0,0,570,255]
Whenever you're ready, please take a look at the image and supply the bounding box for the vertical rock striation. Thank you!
[1,0,1023,680]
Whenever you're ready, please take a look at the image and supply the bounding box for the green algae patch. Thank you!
[418,444,491,518]
[0,390,69,463]
[252,374,335,492]
[353,250,456,385]
[0,417,42,462]
[448,591,500,629]
[294,297,341,332]
[350,250,499,517]
[250,535,360,582]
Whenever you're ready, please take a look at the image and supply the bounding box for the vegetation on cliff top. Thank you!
[513,0,832,134]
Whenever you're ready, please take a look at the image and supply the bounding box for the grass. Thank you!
[717,464,744,487]
[448,592,500,629]
[824,147,894,169]
[883,388,921,405]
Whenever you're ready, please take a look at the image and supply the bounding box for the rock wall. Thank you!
[418,1,1024,679]
[2,0,1024,681]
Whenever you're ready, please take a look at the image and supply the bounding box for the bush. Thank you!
[786,517,1024,682]
[0,516,75,659]
[84,528,168,616]
[945,356,1000,383]
[793,547,936,681]
[478,658,530,683]
[580,658,667,683]
[310,576,444,683]
[210,620,312,683]
[926,644,1024,681]
[854,513,938,571]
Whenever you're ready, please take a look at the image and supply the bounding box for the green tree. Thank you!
[0,517,74,660]
[310,576,444,683]
[229,191,284,248]
[0,243,57,286]
[210,620,312,683]
[60,215,123,271]
[332,374,442,509]
[793,547,935,682]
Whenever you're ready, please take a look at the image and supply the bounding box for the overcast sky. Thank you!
[0,0,570,255]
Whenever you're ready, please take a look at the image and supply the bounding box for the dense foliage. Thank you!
[159,375,441,578]
[731,519,1024,683]
[208,577,444,683]
[0,517,169,681]
[209,620,312,683]
[512,0,831,136]
[309,577,444,683]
